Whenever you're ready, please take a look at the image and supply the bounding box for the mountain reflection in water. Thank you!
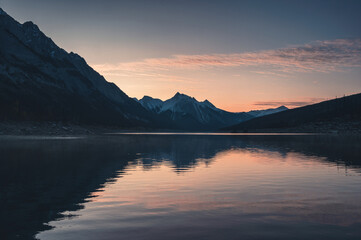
[0,134,360,240]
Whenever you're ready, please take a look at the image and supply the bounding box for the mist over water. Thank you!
[1,134,361,240]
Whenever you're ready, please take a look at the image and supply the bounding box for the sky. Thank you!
[1,0,361,111]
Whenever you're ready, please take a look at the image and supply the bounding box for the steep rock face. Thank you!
[0,8,156,127]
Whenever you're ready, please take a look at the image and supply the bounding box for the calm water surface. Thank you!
[1,134,361,239]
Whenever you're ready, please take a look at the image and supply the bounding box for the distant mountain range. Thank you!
[135,93,287,130]
[225,93,361,132]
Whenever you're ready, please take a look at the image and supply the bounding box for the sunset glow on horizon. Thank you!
[92,38,361,111]
[3,0,361,111]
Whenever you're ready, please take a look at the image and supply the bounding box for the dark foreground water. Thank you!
[1,134,361,240]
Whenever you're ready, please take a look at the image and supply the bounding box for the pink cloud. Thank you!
[93,39,361,75]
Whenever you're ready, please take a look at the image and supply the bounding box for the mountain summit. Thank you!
[138,93,287,130]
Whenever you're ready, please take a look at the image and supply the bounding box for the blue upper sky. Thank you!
[1,0,361,111]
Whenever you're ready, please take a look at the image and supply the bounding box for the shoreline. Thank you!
[0,122,116,136]
[227,121,361,135]
[0,121,360,137]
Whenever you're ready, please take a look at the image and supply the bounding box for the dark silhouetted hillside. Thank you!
[225,93,361,132]
[0,8,165,128]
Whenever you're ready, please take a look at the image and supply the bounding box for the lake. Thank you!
[1,134,361,239]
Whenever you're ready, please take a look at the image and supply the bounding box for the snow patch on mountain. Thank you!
[247,106,288,117]
[139,96,164,112]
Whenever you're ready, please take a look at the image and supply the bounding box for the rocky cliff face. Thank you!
[0,8,156,127]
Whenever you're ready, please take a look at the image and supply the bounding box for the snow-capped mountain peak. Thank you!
[161,93,203,113]
[137,93,289,130]
[201,99,218,110]
[138,96,164,112]
[172,92,195,101]
[137,93,251,129]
